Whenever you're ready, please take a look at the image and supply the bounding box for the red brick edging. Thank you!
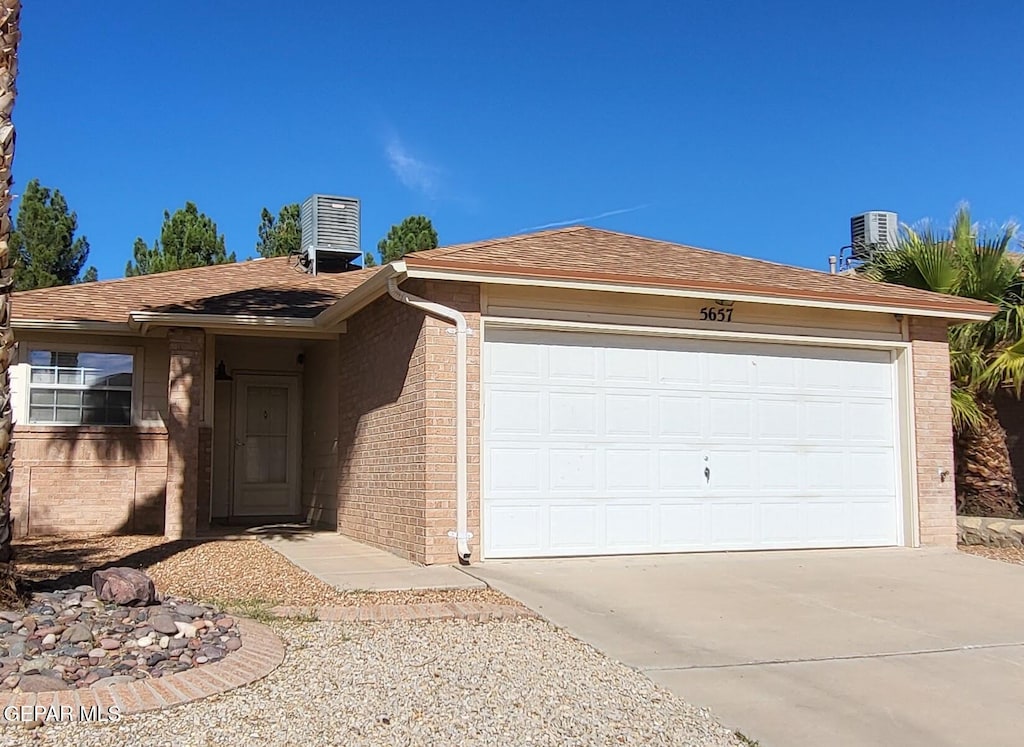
[271,601,536,623]
[0,618,284,722]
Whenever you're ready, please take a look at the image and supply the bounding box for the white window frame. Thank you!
[18,342,145,427]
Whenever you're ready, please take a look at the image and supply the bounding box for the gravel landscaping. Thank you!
[0,618,742,747]
[959,544,1024,566]
[15,536,518,609]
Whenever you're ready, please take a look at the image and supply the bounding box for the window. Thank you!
[28,350,133,425]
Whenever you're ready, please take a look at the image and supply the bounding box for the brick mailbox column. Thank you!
[165,328,205,540]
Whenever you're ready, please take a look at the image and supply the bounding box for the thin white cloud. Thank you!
[522,204,651,232]
[386,137,441,198]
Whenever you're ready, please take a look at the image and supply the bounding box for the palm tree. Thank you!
[0,0,18,605]
[860,205,1024,517]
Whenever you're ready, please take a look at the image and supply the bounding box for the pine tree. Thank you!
[377,215,438,263]
[11,179,96,289]
[126,201,235,276]
[255,203,301,258]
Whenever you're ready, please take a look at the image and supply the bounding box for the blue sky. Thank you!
[14,1,1024,280]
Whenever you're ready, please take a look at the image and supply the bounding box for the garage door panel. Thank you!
[804,451,846,490]
[486,504,544,555]
[707,449,755,490]
[657,349,702,385]
[805,502,850,540]
[488,447,543,494]
[658,449,705,491]
[549,449,597,491]
[708,397,754,438]
[549,392,598,435]
[759,501,804,543]
[759,451,801,491]
[606,504,654,547]
[605,394,653,436]
[846,401,894,443]
[754,355,800,389]
[605,449,654,491]
[483,331,902,557]
[850,501,899,542]
[488,390,543,435]
[487,342,542,381]
[548,345,597,382]
[659,503,707,545]
[605,347,654,383]
[805,402,845,440]
[758,400,801,440]
[710,503,756,544]
[845,451,897,492]
[548,504,599,549]
[658,395,702,437]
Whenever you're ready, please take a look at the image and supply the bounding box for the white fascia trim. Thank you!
[12,319,137,335]
[483,315,914,351]
[128,312,342,337]
[407,267,992,322]
[314,261,407,328]
[12,317,138,336]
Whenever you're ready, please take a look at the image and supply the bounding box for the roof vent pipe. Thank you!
[386,278,473,563]
[828,256,837,274]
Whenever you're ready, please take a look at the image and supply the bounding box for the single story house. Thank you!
[9,226,994,563]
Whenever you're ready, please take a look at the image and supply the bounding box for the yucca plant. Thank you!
[860,204,1024,517]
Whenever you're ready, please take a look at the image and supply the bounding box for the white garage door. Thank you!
[482,328,901,558]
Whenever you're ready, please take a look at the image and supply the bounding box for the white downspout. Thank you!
[387,278,472,563]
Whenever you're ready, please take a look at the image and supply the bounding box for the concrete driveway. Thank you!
[468,548,1024,747]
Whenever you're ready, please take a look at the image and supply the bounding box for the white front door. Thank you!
[482,329,902,558]
[233,374,300,517]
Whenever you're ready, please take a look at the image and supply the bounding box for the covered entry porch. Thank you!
[171,328,341,539]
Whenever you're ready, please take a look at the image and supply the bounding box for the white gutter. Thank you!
[315,261,407,329]
[12,319,138,335]
[126,311,341,338]
[386,277,472,563]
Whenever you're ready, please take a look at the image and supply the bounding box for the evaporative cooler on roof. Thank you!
[299,194,362,274]
[850,211,898,260]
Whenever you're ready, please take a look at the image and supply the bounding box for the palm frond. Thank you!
[951,383,985,434]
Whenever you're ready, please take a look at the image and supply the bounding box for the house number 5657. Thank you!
[699,306,733,322]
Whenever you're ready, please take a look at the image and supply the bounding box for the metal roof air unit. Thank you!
[850,211,898,260]
[299,194,361,274]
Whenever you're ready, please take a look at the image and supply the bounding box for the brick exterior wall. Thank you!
[909,317,958,546]
[336,280,481,564]
[11,426,167,536]
[165,329,205,540]
[421,281,481,565]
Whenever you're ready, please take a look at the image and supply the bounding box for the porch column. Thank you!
[165,328,205,540]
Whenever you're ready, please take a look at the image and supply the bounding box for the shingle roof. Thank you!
[13,257,382,322]
[403,226,996,317]
[11,226,996,325]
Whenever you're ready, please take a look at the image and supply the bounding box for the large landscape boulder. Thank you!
[91,567,157,606]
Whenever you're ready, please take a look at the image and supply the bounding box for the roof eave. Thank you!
[402,263,996,323]
[314,262,407,328]
[127,311,343,338]
[12,319,137,335]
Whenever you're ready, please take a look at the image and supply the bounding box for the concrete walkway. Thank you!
[258,528,484,591]
[469,548,1024,747]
